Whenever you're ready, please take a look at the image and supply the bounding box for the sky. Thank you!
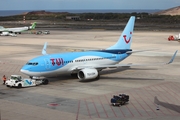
[0,0,179,10]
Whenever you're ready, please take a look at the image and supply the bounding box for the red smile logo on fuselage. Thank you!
[123,32,132,44]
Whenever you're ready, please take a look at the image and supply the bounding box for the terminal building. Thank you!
[66,16,80,21]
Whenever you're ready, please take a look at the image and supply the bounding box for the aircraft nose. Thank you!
[20,69,28,74]
[20,69,32,76]
[20,69,25,73]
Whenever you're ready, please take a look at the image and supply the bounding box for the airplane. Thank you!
[0,31,17,37]
[0,22,36,34]
[20,16,178,82]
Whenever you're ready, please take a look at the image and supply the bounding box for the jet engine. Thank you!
[77,68,99,81]
[28,26,32,30]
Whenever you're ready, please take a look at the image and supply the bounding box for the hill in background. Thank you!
[154,6,180,15]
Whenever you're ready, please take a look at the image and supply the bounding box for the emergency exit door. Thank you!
[44,58,50,69]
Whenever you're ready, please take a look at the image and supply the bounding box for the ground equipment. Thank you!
[5,75,48,88]
[111,94,129,106]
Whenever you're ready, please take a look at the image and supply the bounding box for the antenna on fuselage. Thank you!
[42,42,48,55]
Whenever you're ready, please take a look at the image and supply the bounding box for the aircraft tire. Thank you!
[71,73,78,78]
[18,84,22,88]
[95,74,100,80]
[42,79,49,85]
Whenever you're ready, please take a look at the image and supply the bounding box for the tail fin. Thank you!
[30,22,36,29]
[107,16,135,50]
[42,42,48,55]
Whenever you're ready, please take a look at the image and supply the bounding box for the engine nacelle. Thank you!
[78,68,98,80]
[28,26,32,30]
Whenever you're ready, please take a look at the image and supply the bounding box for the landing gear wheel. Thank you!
[18,84,22,88]
[42,79,49,85]
[71,73,77,78]
[95,74,100,80]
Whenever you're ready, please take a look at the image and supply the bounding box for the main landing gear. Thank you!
[29,76,49,85]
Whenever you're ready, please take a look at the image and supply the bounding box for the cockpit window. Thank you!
[33,63,38,65]
[26,62,38,66]
[26,62,32,65]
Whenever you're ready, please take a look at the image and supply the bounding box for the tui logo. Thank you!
[123,32,132,44]
[50,58,64,66]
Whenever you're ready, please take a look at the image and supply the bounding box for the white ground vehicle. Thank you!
[0,32,17,37]
[9,33,17,37]
[43,30,50,34]
[5,75,48,88]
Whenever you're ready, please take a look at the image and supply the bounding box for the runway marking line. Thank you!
[118,105,126,118]
[150,86,175,115]
[129,99,143,117]
[84,99,92,119]
[91,98,100,118]
[164,82,180,102]
[104,94,118,118]
[76,100,81,120]
[153,84,180,114]
[158,82,180,114]
[98,96,109,118]
[146,85,175,115]
[134,89,159,116]
[125,103,134,117]
[141,87,168,116]
[115,92,130,117]
[129,91,151,117]
[77,82,179,119]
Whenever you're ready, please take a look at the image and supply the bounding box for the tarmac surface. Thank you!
[0,29,180,120]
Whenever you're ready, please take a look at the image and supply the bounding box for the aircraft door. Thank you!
[44,58,50,69]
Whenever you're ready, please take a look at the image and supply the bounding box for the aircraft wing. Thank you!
[126,49,159,54]
[72,50,178,70]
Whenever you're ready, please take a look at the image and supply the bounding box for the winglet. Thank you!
[167,50,178,64]
[42,42,48,55]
